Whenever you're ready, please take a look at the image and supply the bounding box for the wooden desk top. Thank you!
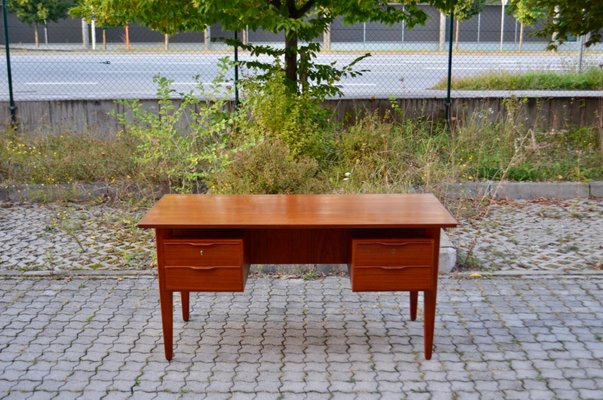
[138,194,457,229]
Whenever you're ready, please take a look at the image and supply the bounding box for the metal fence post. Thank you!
[234,30,239,109]
[445,12,454,128]
[2,0,17,126]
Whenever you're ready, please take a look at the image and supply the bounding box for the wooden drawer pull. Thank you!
[378,265,430,270]
[372,242,415,247]
[185,266,218,271]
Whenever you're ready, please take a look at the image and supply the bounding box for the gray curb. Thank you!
[1,269,600,279]
[2,181,602,203]
[444,181,603,200]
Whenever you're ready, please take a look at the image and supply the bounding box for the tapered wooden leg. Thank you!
[159,289,173,361]
[410,291,418,321]
[424,290,437,360]
[181,291,190,322]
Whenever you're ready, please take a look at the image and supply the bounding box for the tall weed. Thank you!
[210,138,325,194]
[0,130,137,184]
[240,71,336,165]
[331,111,462,194]
[115,58,236,193]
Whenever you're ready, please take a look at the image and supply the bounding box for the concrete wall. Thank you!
[1,96,601,138]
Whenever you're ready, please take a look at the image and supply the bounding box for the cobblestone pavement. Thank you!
[0,203,154,273]
[448,199,603,272]
[1,275,602,400]
[1,199,602,274]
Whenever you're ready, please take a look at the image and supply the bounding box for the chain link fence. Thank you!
[1,4,602,102]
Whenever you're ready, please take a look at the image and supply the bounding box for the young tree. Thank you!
[9,0,73,48]
[510,0,603,48]
[127,0,454,94]
[134,0,206,50]
[69,0,105,48]
[453,0,486,50]
[69,0,136,49]
[508,0,546,50]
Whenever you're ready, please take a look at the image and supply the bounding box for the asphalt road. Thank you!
[0,51,600,100]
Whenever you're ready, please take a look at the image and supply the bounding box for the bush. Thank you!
[115,59,236,193]
[240,71,336,165]
[209,138,326,194]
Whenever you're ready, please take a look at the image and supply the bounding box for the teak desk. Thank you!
[138,194,457,360]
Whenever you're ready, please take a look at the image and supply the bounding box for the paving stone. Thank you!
[0,203,154,273]
[448,199,603,272]
[0,270,603,400]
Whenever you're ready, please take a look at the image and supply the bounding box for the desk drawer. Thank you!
[351,238,435,292]
[164,265,247,291]
[352,239,434,266]
[163,239,243,267]
[350,264,432,291]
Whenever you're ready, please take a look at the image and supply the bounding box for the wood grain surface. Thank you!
[138,194,458,229]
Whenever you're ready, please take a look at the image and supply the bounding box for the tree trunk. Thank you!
[599,98,603,161]
[44,21,48,45]
[284,31,298,91]
[34,22,39,49]
[125,24,130,50]
[518,23,524,51]
[299,49,309,93]
[455,19,460,50]
[102,28,107,50]
[164,34,169,50]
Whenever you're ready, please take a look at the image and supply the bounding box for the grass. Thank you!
[0,131,138,185]
[1,101,601,197]
[433,67,603,90]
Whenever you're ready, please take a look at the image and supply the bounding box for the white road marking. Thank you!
[172,82,231,86]
[425,67,566,71]
[25,82,99,85]
[110,61,216,66]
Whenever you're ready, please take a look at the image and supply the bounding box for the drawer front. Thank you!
[163,240,243,267]
[351,265,432,292]
[352,239,434,267]
[164,265,246,291]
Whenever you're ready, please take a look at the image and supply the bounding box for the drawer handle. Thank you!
[185,266,218,271]
[371,242,418,247]
[378,265,430,270]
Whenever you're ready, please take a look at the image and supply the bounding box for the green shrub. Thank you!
[115,59,236,193]
[209,138,326,194]
[240,71,336,165]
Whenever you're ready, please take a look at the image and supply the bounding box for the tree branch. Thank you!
[286,0,297,18]
[267,0,282,10]
[298,0,317,17]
